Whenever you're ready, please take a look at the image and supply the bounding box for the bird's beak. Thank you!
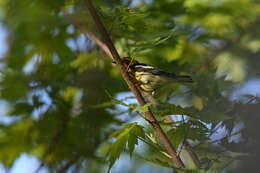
[112,61,117,67]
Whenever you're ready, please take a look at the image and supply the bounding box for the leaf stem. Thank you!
[145,92,201,168]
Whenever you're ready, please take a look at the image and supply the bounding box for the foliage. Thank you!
[107,123,145,171]
[0,0,259,172]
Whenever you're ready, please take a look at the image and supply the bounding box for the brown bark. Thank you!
[144,93,201,168]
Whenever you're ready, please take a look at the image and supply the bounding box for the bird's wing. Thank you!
[132,64,176,77]
[132,64,193,82]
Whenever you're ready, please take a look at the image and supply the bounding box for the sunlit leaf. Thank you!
[107,123,145,171]
[132,102,152,114]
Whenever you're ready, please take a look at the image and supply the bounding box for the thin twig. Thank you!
[63,10,112,58]
[177,115,187,156]
[210,130,242,145]
[144,92,201,168]
[194,130,243,148]
[208,122,222,137]
[85,0,186,169]
[137,136,163,151]
[57,156,81,173]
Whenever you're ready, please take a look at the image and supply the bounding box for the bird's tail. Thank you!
[164,73,193,82]
[175,75,193,82]
[157,71,193,83]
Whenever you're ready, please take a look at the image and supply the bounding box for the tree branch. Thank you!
[164,115,201,168]
[57,156,81,173]
[63,10,112,58]
[144,92,201,168]
[85,0,186,169]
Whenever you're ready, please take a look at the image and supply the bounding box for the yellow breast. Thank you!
[135,72,166,92]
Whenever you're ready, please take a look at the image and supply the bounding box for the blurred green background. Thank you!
[0,0,260,172]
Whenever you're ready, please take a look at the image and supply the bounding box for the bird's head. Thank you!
[112,57,139,69]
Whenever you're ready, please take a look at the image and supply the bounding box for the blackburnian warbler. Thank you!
[113,57,193,93]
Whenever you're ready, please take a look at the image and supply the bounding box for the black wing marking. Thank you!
[131,63,193,82]
[131,64,177,77]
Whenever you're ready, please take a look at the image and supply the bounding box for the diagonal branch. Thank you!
[164,115,201,168]
[85,0,186,169]
[63,10,112,58]
[144,93,201,168]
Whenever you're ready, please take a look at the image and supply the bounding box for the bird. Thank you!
[113,57,193,94]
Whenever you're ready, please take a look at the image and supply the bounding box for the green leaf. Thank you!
[197,104,233,123]
[132,102,152,114]
[91,101,115,108]
[155,104,195,117]
[138,154,175,168]
[111,98,134,108]
[0,71,28,101]
[108,97,151,114]
[137,154,200,173]
[127,134,138,156]
[107,123,145,171]
[167,120,209,148]
[71,51,99,72]
[131,33,174,54]
[167,127,185,148]
[112,7,148,33]
[0,118,34,167]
